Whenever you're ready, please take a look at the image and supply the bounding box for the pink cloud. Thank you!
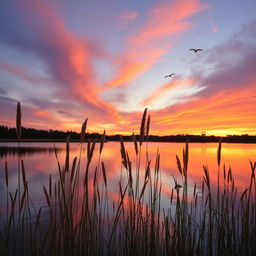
[23,0,120,120]
[130,0,209,46]
[142,78,197,106]
[106,0,209,89]
[0,0,127,131]
[118,10,139,29]
[0,62,51,84]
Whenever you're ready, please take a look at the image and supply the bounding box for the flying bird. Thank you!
[164,73,175,78]
[189,48,203,53]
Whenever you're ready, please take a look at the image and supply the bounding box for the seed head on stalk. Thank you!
[16,102,22,139]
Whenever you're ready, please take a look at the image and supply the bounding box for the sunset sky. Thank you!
[0,0,256,136]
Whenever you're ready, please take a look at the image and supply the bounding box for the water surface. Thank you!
[0,142,255,210]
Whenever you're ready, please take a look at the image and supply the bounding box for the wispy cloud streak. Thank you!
[107,0,209,89]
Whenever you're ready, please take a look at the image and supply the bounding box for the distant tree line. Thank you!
[0,126,78,139]
[0,126,101,140]
[0,125,256,143]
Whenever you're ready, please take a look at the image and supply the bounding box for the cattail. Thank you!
[183,139,189,174]
[87,140,91,160]
[21,160,27,188]
[176,155,182,175]
[217,138,222,167]
[102,162,107,187]
[155,152,160,175]
[193,182,197,197]
[71,157,77,183]
[144,160,151,181]
[65,135,70,172]
[80,118,88,142]
[139,108,147,146]
[127,153,133,184]
[228,166,233,182]
[93,167,98,187]
[16,102,22,139]
[5,161,8,187]
[120,136,127,169]
[100,130,106,154]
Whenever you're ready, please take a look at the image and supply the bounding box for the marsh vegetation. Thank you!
[0,107,256,256]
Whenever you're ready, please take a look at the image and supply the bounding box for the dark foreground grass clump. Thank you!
[0,105,256,255]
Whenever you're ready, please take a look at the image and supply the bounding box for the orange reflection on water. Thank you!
[0,142,255,210]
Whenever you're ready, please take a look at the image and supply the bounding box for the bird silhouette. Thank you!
[172,175,182,191]
[164,73,175,78]
[189,48,203,53]
[174,183,182,190]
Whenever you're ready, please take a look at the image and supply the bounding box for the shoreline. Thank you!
[1,138,256,144]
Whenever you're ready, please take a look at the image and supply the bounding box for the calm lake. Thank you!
[0,142,255,211]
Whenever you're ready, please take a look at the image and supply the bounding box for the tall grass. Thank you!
[0,104,256,255]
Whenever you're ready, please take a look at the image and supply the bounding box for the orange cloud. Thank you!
[107,0,209,89]
[17,0,120,124]
[109,48,169,88]
[33,109,52,118]
[150,84,256,135]
[130,0,209,46]
[142,77,197,106]
[98,82,256,136]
